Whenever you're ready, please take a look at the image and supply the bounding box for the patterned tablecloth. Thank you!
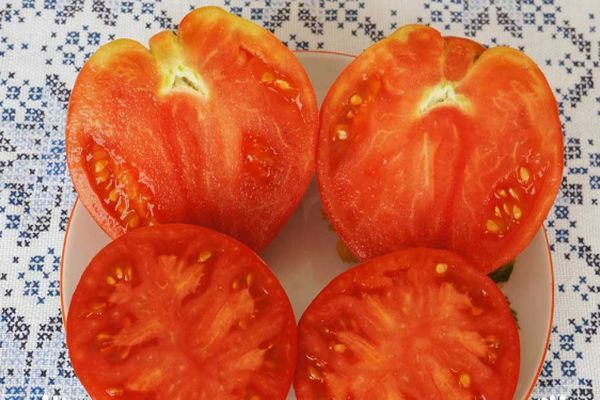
[0,0,598,399]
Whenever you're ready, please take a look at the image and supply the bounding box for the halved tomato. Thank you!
[66,6,318,250]
[317,24,563,272]
[295,248,520,400]
[67,224,296,399]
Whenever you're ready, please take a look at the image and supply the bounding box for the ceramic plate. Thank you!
[61,51,554,400]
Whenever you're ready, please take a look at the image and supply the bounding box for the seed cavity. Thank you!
[87,144,157,231]
[435,263,448,274]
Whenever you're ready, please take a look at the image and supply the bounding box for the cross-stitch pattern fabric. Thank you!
[0,1,598,399]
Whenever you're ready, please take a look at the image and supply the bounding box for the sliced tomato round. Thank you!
[317,24,563,272]
[66,6,318,250]
[67,224,296,400]
[295,248,520,400]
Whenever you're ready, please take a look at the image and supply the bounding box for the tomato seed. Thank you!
[115,267,123,280]
[274,79,291,91]
[261,72,274,83]
[246,273,254,287]
[518,166,530,184]
[502,203,510,216]
[494,206,502,217]
[94,160,108,173]
[105,387,124,397]
[512,205,522,220]
[350,94,363,106]
[308,365,323,382]
[471,307,483,316]
[487,351,497,364]
[458,372,471,388]
[335,125,349,141]
[333,343,346,353]
[197,250,212,263]
[108,189,118,202]
[485,220,500,234]
[508,187,519,201]
[435,263,448,274]
[126,214,140,229]
[106,276,116,285]
[124,266,133,282]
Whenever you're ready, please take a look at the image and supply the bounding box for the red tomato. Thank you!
[66,6,318,250]
[317,25,563,272]
[67,224,296,399]
[295,248,520,400]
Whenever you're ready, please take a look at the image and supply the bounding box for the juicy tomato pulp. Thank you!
[317,25,563,273]
[295,248,520,400]
[66,6,318,250]
[67,225,297,400]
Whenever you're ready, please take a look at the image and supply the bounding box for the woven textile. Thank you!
[0,1,598,399]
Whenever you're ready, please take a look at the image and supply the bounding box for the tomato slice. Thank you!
[295,248,520,400]
[67,224,296,399]
[317,25,563,272]
[66,6,318,250]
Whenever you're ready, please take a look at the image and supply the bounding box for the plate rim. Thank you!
[59,49,555,400]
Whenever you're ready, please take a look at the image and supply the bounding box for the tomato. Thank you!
[66,6,318,250]
[317,24,563,273]
[66,224,296,399]
[295,248,519,400]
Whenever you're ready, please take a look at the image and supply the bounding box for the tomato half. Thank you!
[67,224,296,399]
[66,6,318,250]
[317,24,563,272]
[295,248,520,400]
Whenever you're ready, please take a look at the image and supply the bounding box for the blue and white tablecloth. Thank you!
[0,0,598,399]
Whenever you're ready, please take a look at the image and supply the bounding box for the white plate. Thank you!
[61,51,554,400]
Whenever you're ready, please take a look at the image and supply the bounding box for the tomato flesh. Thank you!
[67,6,318,250]
[317,25,563,272]
[295,248,520,400]
[67,224,296,400]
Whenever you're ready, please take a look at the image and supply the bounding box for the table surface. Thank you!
[0,1,598,399]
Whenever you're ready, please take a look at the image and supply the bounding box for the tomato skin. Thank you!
[317,24,563,273]
[66,6,318,250]
[66,224,296,400]
[295,248,520,400]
